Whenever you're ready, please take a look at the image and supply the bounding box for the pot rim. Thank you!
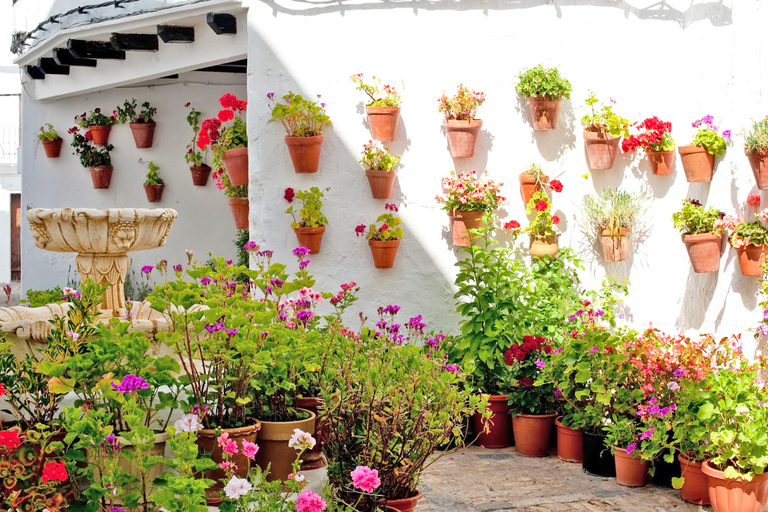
[198,420,261,436]
[365,105,400,113]
[284,134,324,143]
[701,460,768,482]
[293,225,326,234]
[526,94,562,102]
[256,407,316,426]
[368,239,401,247]
[677,145,708,155]
[681,232,722,242]
[385,488,423,504]
[513,412,558,419]
[443,118,483,127]
[364,168,397,175]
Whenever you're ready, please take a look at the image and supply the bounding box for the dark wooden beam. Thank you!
[206,13,237,35]
[38,58,69,75]
[110,33,159,51]
[161,74,179,79]
[157,25,195,43]
[68,39,126,60]
[53,48,97,67]
[197,64,247,74]
[25,66,45,80]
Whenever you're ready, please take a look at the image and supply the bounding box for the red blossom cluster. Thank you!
[284,187,295,203]
[197,93,246,150]
[504,220,520,230]
[504,335,552,365]
[0,429,21,450]
[330,281,357,305]
[41,461,68,484]
[549,179,563,193]
[621,116,672,153]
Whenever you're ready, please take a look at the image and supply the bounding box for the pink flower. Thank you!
[222,439,239,455]
[241,440,259,459]
[350,465,381,493]
[748,194,761,207]
[295,490,327,512]
[217,432,230,447]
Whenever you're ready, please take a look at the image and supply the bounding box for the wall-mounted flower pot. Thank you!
[294,225,325,254]
[678,145,714,182]
[679,455,710,506]
[444,119,482,158]
[519,172,546,206]
[144,183,165,203]
[89,165,113,189]
[512,413,556,457]
[746,150,768,190]
[582,431,615,477]
[600,228,631,262]
[385,489,423,512]
[450,209,484,247]
[530,235,559,258]
[196,422,259,505]
[221,146,249,186]
[583,131,620,170]
[614,448,649,487]
[88,125,112,146]
[682,233,722,273]
[526,96,561,130]
[129,121,156,149]
[366,106,400,142]
[228,197,249,230]
[702,460,768,512]
[736,243,767,276]
[42,137,63,158]
[647,150,674,175]
[470,394,513,449]
[365,169,397,199]
[285,135,323,173]
[369,239,400,268]
[254,409,316,483]
[190,164,211,186]
[555,417,583,463]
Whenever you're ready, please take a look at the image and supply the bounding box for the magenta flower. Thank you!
[222,439,239,455]
[350,465,381,493]
[589,347,598,353]
[535,358,546,368]
[626,442,637,455]
[141,265,153,275]
[443,364,460,374]
[299,260,310,269]
[295,490,326,512]
[293,246,311,257]
[722,129,731,139]
[266,92,274,100]
[355,224,366,237]
[243,240,258,251]
[200,277,215,286]
[173,264,183,272]
[111,374,148,394]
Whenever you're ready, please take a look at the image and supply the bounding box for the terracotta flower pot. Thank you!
[512,413,556,457]
[143,183,165,203]
[296,397,326,471]
[600,228,631,262]
[702,460,768,512]
[255,409,316,482]
[366,106,400,142]
[190,164,211,186]
[647,150,674,175]
[736,243,767,276]
[294,225,325,254]
[369,239,400,269]
[444,119,482,158]
[228,197,249,230]
[129,121,156,149]
[89,125,112,146]
[527,96,561,130]
[678,145,714,182]
[470,394,512,449]
[42,137,63,158]
[530,235,559,258]
[221,146,249,186]
[450,209,485,247]
[614,448,649,487]
[555,417,583,463]
[365,169,397,199]
[285,135,323,173]
[89,165,113,189]
[582,431,615,477]
[746,150,768,190]
[583,130,620,170]
[682,233,722,273]
[196,422,260,504]
[519,172,546,206]
[679,455,710,506]
[385,489,423,512]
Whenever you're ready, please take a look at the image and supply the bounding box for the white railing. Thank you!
[0,127,19,161]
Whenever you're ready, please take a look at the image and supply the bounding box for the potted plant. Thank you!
[268,91,330,174]
[515,64,572,130]
[436,171,505,247]
[580,91,629,170]
[69,125,115,189]
[285,187,329,254]
[199,92,248,186]
[524,190,560,258]
[74,108,116,146]
[354,203,403,269]
[579,188,646,262]
[728,196,768,276]
[672,199,732,273]
[744,117,768,189]
[621,116,676,175]
[679,115,730,182]
[143,160,165,203]
[438,84,486,158]
[351,73,401,141]
[518,163,563,206]
[116,98,157,149]
[185,102,211,186]
[38,123,63,158]
[360,140,401,199]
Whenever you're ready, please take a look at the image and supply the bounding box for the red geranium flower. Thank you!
[0,430,21,450]
[504,220,520,230]
[748,194,761,207]
[551,215,560,225]
[219,93,240,110]
[217,109,234,123]
[519,376,534,388]
[41,461,68,483]
[84,130,93,141]
[284,187,295,203]
[549,180,563,193]
[0,383,5,396]
[534,200,548,212]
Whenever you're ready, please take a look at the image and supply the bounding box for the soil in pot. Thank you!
[614,448,649,487]
[530,235,559,258]
[702,460,768,512]
[254,409,316,482]
[746,150,768,190]
[296,397,326,471]
[144,183,164,203]
[736,244,768,276]
[228,197,249,230]
[682,233,722,273]
[294,225,326,254]
[450,210,485,247]
[583,131,620,170]
[678,145,714,182]
[600,228,631,262]
[190,164,212,186]
[285,135,323,173]
[512,413,556,457]
[470,394,513,449]
[555,417,583,463]
[366,106,400,142]
[582,431,615,477]
[444,119,482,158]
[527,96,561,130]
[196,422,260,505]
[130,121,156,149]
[365,169,397,199]
[221,146,249,186]
[42,138,63,158]
[89,125,112,146]
[385,489,423,512]
[89,165,113,189]
[647,150,674,175]
[369,239,400,269]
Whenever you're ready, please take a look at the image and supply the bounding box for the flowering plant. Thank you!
[690,115,729,156]
[359,140,400,172]
[579,188,645,240]
[69,126,113,168]
[285,187,329,229]
[580,91,629,138]
[437,84,486,121]
[351,73,401,107]
[744,117,768,155]
[355,204,403,241]
[74,108,116,128]
[515,64,572,100]
[729,216,768,249]
[143,160,164,186]
[436,171,505,213]
[502,336,556,414]
[115,98,156,124]
[267,92,330,137]
[38,123,60,141]
[621,116,675,153]
[198,93,248,198]
[671,198,729,235]
[184,103,207,167]
[524,190,559,239]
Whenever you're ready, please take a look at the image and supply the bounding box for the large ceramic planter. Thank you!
[583,130,620,170]
[285,135,323,173]
[89,165,113,189]
[530,235,559,258]
[42,137,63,158]
[582,431,615,477]
[369,239,400,268]
[519,172,546,206]
[678,145,714,182]
[450,209,485,247]
[385,489,423,512]
[89,125,112,146]
[444,119,482,158]
[470,394,512,449]
[365,169,397,199]
[294,225,325,254]
[190,164,211,186]
[296,397,326,471]
[600,228,631,262]
[614,448,649,487]
[221,146,249,186]
[254,409,316,482]
[647,150,674,175]
[527,96,561,130]
[129,121,156,149]
[702,460,768,512]
[555,417,582,463]
[366,106,400,141]
[746,150,768,190]
[679,455,710,506]
[228,197,249,230]
[144,183,165,203]
[736,243,767,276]
[196,422,260,504]
[682,233,722,273]
[512,413,556,457]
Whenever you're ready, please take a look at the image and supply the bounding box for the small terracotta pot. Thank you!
[144,183,164,203]
[679,455,710,506]
[294,225,325,254]
[42,137,63,158]
[296,397,326,471]
[746,150,768,190]
[614,448,649,487]
[196,422,260,504]
[444,119,482,158]
[583,130,620,170]
[736,243,767,276]
[582,431,615,477]
[449,209,485,247]
[470,394,512,449]
[527,96,561,130]
[600,228,631,262]
[519,172,546,206]
[365,169,397,199]
[702,460,768,512]
[555,417,583,463]
[228,197,249,230]
[255,409,316,482]
[369,239,400,268]
[647,150,674,175]
[221,146,249,186]
[678,145,714,182]
[682,233,722,273]
[385,489,423,512]
[190,164,211,186]
[366,106,400,142]
[512,413,556,457]
[89,165,113,189]
[285,135,323,173]
[129,121,156,148]
[89,125,112,146]
[530,235,559,258]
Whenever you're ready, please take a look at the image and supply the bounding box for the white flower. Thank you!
[289,472,306,482]
[739,405,750,415]
[288,428,316,451]
[174,413,202,432]
[223,475,252,500]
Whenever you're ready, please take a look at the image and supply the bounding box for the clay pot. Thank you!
[746,150,768,190]
[702,460,768,512]
[647,150,674,175]
[385,489,423,512]
[527,96,561,130]
[255,409,316,482]
[678,145,714,182]
[190,164,211,186]
[366,106,400,141]
[294,225,326,254]
[42,137,63,158]
[555,417,583,463]
[369,239,400,268]
[89,165,113,189]
[736,244,767,276]
[470,394,512,449]
[365,169,397,199]
[221,146,249,186]
[519,172,546,206]
[196,422,260,504]
[614,448,649,487]
[582,431,615,477]
[228,197,249,230]
[143,183,165,203]
[682,233,722,273]
[512,413,556,457]
[444,119,482,158]
[296,397,326,471]
[530,235,559,258]
[583,130,620,170]
[600,228,631,262]
[89,125,112,146]
[129,121,156,149]
[285,135,323,173]
[679,455,710,506]
[449,209,485,247]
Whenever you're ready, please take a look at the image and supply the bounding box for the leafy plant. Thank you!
[502,335,556,414]
[580,91,629,138]
[690,115,729,156]
[21,285,65,307]
[285,187,329,229]
[144,160,164,186]
[671,199,727,235]
[744,117,768,155]
[621,116,675,153]
[351,73,401,107]
[184,103,207,167]
[198,93,248,199]
[74,108,116,128]
[116,98,157,124]
[515,64,572,100]
[438,84,486,121]
[69,126,113,168]
[267,91,330,137]
[730,220,768,248]
[354,204,403,241]
[436,170,505,213]
[524,190,559,239]
[38,123,60,141]
[359,140,400,172]
[579,188,646,239]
